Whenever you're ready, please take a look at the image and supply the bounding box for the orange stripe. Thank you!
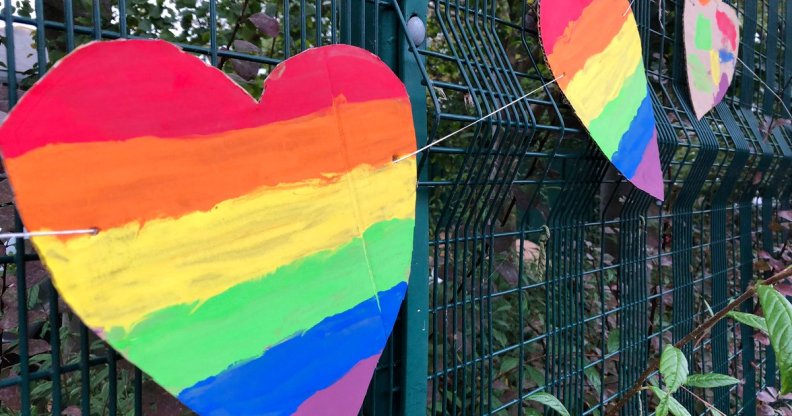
[547,0,630,89]
[6,98,415,234]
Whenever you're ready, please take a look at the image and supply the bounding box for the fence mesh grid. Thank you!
[0,0,790,415]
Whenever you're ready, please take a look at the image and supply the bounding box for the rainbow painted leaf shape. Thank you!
[539,0,664,200]
[684,0,740,119]
[0,40,417,415]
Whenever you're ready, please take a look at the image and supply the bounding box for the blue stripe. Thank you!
[177,282,407,416]
[610,89,655,179]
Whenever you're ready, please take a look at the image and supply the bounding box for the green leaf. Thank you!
[666,395,692,416]
[499,357,519,375]
[660,345,689,393]
[527,392,571,416]
[585,366,602,395]
[684,373,740,388]
[490,395,508,416]
[525,367,545,386]
[651,387,692,416]
[607,329,620,354]
[656,396,669,416]
[757,284,792,394]
[727,311,768,333]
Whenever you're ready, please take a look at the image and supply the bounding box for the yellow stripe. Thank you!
[563,16,643,127]
[710,49,721,85]
[33,160,417,331]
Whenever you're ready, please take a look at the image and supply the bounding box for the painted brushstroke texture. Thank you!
[0,41,408,158]
[630,132,662,194]
[293,355,382,416]
[540,0,595,54]
[684,0,740,119]
[610,92,656,178]
[538,0,664,200]
[716,9,738,49]
[560,19,643,123]
[543,0,628,82]
[178,282,407,416]
[0,40,417,416]
[5,98,414,233]
[34,161,415,331]
[106,219,413,392]
[585,59,646,158]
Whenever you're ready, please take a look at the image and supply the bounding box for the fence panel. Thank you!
[0,0,790,415]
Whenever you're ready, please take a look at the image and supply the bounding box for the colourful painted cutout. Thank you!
[684,0,740,119]
[0,40,417,415]
[538,0,664,200]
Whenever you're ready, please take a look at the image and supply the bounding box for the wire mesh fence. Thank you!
[0,0,790,415]
[419,0,790,414]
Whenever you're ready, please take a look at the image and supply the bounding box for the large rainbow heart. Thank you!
[539,0,664,200]
[0,40,417,415]
[684,0,740,119]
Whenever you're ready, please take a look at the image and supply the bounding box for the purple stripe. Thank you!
[627,131,664,200]
[293,354,381,416]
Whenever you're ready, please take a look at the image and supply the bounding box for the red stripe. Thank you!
[539,0,598,55]
[0,40,407,158]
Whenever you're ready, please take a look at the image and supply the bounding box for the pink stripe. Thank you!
[629,132,665,200]
[293,354,381,416]
[716,9,738,50]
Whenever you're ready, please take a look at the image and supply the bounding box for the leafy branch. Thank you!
[217,0,251,69]
[647,346,740,416]
[606,266,792,416]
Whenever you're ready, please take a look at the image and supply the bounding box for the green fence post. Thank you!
[738,2,760,413]
[400,14,430,416]
[361,1,428,413]
[396,1,429,415]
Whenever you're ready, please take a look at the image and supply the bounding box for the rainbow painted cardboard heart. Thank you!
[538,0,664,200]
[684,0,740,119]
[0,40,417,415]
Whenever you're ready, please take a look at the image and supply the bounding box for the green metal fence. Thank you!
[0,0,790,415]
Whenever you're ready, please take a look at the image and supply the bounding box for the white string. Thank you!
[623,0,636,16]
[735,55,792,119]
[5,48,786,240]
[0,228,98,239]
[7,76,566,237]
[393,74,564,164]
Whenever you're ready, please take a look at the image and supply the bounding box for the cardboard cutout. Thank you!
[684,0,740,119]
[0,40,417,416]
[539,0,664,200]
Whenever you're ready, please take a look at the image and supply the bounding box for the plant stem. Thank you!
[217,0,251,69]
[606,266,792,416]
[678,385,726,416]
[774,239,789,260]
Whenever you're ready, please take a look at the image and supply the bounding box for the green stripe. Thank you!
[687,53,714,93]
[587,59,647,158]
[695,15,713,50]
[105,218,415,393]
